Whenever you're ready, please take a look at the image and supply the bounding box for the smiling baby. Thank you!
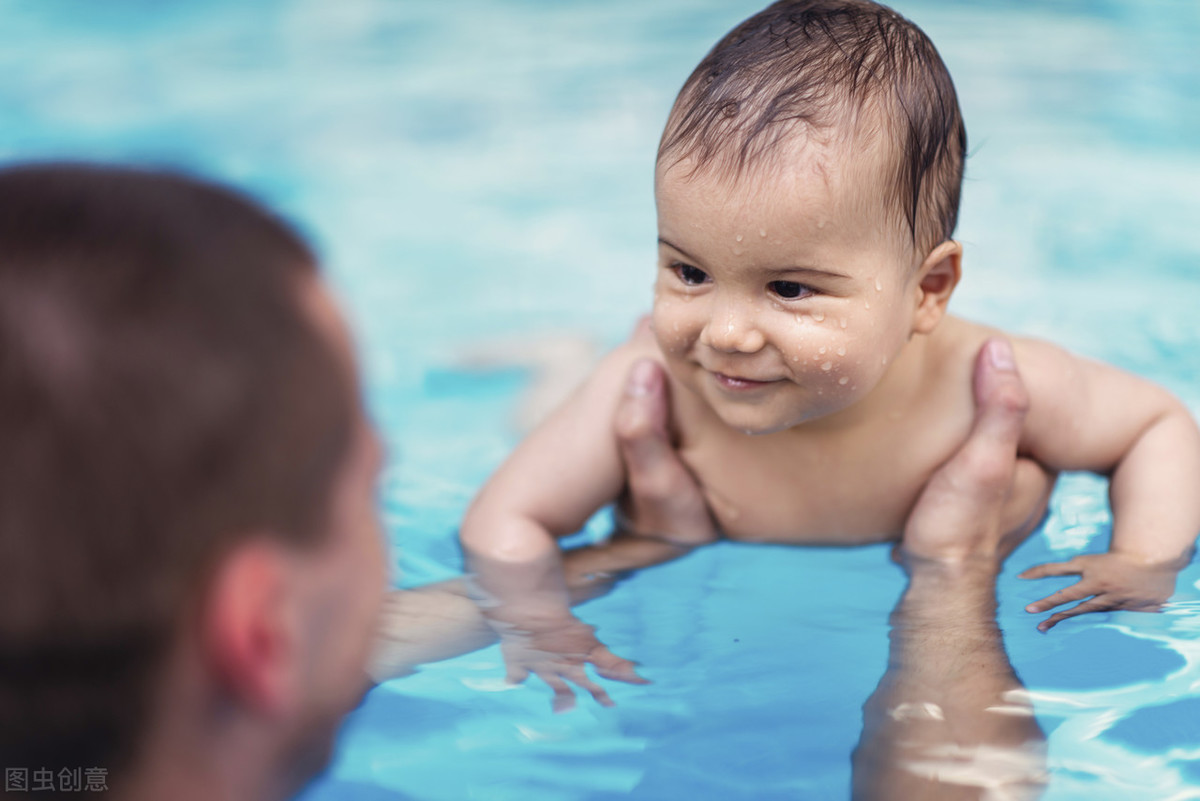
[460,0,1200,703]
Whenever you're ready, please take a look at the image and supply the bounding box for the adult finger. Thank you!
[614,359,716,545]
[903,338,1029,557]
[1018,559,1083,580]
[1038,597,1110,632]
[942,338,1030,497]
[1025,580,1094,613]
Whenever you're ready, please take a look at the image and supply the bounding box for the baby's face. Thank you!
[653,139,924,435]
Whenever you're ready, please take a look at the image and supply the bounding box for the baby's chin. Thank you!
[709,401,809,437]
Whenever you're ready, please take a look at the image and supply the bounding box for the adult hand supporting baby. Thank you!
[613,356,719,548]
[855,338,1051,800]
[902,337,1053,564]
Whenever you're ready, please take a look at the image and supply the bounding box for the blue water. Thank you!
[3,1,1199,798]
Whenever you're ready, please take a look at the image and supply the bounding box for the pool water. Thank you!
[3,1,1199,798]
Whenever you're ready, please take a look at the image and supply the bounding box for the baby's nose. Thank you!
[700,302,766,354]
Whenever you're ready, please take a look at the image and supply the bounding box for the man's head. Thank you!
[652,0,966,434]
[0,164,387,798]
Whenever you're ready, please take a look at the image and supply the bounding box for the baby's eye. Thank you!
[673,263,710,286]
[768,280,813,300]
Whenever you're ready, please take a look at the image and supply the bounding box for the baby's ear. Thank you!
[911,240,962,335]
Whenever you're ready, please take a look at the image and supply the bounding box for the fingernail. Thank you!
[986,339,1015,371]
[626,360,655,397]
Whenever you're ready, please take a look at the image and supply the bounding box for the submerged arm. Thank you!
[852,557,1046,801]
[376,354,715,693]
[368,531,694,682]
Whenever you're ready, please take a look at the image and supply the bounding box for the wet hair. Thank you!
[658,0,966,254]
[0,164,355,781]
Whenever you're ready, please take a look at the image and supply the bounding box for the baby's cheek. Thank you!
[651,295,696,350]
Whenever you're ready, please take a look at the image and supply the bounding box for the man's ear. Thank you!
[202,540,299,718]
[911,240,962,335]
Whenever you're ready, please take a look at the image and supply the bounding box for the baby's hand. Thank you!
[1019,552,1182,631]
[493,612,648,712]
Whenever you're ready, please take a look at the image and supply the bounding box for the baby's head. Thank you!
[652,0,966,434]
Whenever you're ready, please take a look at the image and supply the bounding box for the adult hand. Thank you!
[613,355,719,547]
[902,338,1054,565]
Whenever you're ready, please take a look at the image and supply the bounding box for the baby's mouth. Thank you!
[710,371,780,391]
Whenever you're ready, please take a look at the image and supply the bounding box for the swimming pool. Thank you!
[3,0,1199,798]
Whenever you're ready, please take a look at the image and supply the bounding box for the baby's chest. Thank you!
[679,432,959,545]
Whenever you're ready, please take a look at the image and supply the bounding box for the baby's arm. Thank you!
[1012,339,1200,628]
[460,338,678,708]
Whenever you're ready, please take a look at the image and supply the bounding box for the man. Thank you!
[0,163,1043,801]
[0,164,385,801]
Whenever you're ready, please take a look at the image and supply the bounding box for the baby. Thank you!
[461,0,1200,702]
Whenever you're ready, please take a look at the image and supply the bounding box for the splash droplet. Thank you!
[758,228,767,238]
[735,234,744,242]
[836,346,846,356]
[838,376,849,385]
[839,318,847,329]
[812,311,826,322]
[821,361,833,371]
[818,346,827,355]
[882,356,888,365]
[874,277,882,292]
[864,300,871,310]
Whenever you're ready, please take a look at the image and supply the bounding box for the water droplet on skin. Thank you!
[812,311,826,322]
[838,376,849,385]
[735,234,744,242]
[794,314,805,325]
[875,277,882,292]
[792,355,799,362]
[732,246,744,256]
[864,300,871,310]
[672,322,679,332]
[882,356,888,365]
[839,318,847,329]
[759,228,767,238]
[818,346,827,354]
[817,219,827,229]
[836,346,846,356]
[821,361,833,371]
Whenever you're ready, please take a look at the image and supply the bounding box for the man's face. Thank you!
[652,134,923,435]
[280,280,389,781]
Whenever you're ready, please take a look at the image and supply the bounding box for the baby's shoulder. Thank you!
[930,315,1073,385]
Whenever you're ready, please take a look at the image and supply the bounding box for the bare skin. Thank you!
[377,341,1055,801]
[853,338,1052,801]
[371,357,712,710]
[460,132,1200,699]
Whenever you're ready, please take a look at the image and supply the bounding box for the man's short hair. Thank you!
[659,0,966,254]
[0,164,354,777]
